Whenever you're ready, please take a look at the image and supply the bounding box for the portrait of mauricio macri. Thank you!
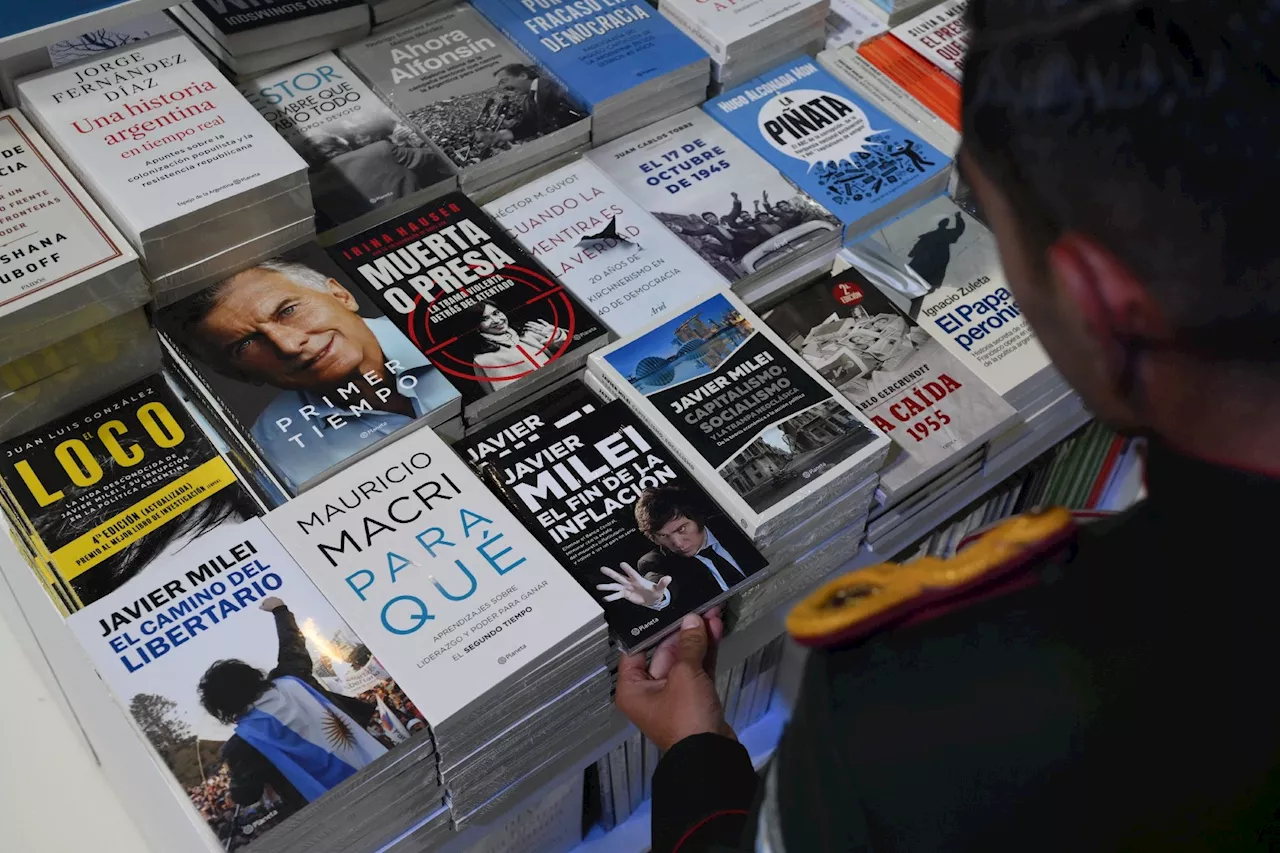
[597,486,751,615]
[166,259,457,490]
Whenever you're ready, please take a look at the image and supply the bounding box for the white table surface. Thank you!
[0,605,150,853]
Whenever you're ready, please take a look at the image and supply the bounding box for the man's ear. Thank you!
[326,277,361,312]
[1046,232,1169,377]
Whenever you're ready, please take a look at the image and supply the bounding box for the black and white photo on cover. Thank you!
[298,112,452,231]
[848,202,977,319]
[652,188,839,281]
[430,296,570,392]
[716,398,874,512]
[595,485,766,638]
[405,63,585,169]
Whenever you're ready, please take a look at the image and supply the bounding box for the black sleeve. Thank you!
[268,606,313,680]
[650,734,759,853]
[222,736,272,806]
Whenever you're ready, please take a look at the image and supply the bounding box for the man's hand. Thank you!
[258,597,285,613]
[615,609,733,752]
[597,564,671,607]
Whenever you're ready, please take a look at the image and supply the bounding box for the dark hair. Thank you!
[495,63,536,79]
[962,0,1280,367]
[634,485,706,537]
[199,659,271,724]
[455,299,506,356]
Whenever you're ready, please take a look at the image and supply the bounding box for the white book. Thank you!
[484,158,728,335]
[586,108,840,289]
[660,0,826,59]
[239,52,457,241]
[843,196,1051,401]
[264,425,605,732]
[587,289,890,545]
[17,33,309,252]
[0,109,148,363]
[825,0,888,49]
[891,0,968,81]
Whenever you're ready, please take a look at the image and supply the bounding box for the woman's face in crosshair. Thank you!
[479,303,510,336]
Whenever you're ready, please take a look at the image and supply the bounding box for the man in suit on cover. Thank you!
[597,486,748,613]
[487,63,581,143]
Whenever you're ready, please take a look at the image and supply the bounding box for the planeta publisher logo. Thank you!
[832,279,865,306]
[633,617,660,636]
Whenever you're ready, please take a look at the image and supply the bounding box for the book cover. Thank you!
[327,192,608,415]
[186,0,367,38]
[843,195,1050,397]
[662,0,824,56]
[264,424,605,727]
[589,290,887,540]
[586,108,839,286]
[469,0,707,110]
[762,268,1015,500]
[0,374,263,610]
[706,57,949,234]
[240,53,455,234]
[484,158,728,334]
[457,382,766,650]
[47,12,178,66]
[63,515,428,849]
[891,0,967,81]
[156,241,461,495]
[0,109,137,316]
[340,5,587,174]
[17,32,307,241]
[825,0,888,50]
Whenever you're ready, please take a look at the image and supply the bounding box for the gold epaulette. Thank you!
[787,508,1076,648]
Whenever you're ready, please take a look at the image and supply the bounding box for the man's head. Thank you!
[173,260,383,392]
[775,200,793,213]
[961,0,1280,437]
[199,660,270,724]
[495,63,536,92]
[636,486,708,557]
[702,211,720,225]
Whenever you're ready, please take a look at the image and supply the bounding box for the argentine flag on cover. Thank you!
[235,676,386,801]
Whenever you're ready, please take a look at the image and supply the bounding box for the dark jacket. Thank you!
[651,443,1280,852]
[639,546,742,615]
[505,78,580,141]
[222,607,377,817]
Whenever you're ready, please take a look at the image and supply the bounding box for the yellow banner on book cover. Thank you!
[51,457,237,581]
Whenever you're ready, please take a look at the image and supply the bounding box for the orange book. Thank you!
[858,34,963,132]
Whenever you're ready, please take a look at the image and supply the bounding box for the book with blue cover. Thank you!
[706,57,951,242]
[469,0,709,138]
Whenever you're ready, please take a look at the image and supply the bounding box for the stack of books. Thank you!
[265,425,613,829]
[585,290,891,549]
[706,57,952,245]
[171,0,373,81]
[156,241,465,497]
[658,0,830,91]
[458,381,770,653]
[341,5,591,197]
[0,109,153,436]
[366,0,443,26]
[888,0,967,82]
[824,0,889,50]
[483,157,729,334]
[862,0,945,26]
[324,192,610,429]
[587,108,842,306]
[18,33,315,301]
[0,310,160,441]
[470,0,711,143]
[0,10,177,106]
[817,42,960,156]
[240,52,458,245]
[840,195,1064,421]
[762,265,1017,510]
[0,375,464,853]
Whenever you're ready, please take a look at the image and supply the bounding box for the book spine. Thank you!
[595,756,616,830]
[857,35,961,131]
